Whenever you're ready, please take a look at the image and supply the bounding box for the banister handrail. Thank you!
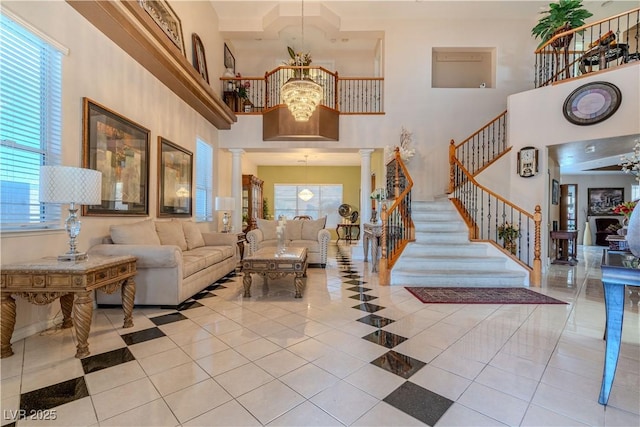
[535,7,640,54]
[454,110,508,149]
[534,7,639,86]
[451,157,534,220]
[378,148,414,286]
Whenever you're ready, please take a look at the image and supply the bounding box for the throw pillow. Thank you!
[285,220,303,240]
[302,216,327,240]
[155,220,188,251]
[181,220,205,250]
[110,219,161,245]
[257,218,277,240]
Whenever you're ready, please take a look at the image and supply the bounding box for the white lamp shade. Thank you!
[40,166,102,205]
[215,196,235,211]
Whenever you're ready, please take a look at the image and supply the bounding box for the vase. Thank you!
[583,221,592,246]
[504,240,517,255]
[626,207,640,257]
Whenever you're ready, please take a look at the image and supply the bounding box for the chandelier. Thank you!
[620,142,640,182]
[281,0,322,122]
[298,155,314,201]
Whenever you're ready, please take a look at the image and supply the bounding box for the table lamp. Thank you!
[215,196,235,232]
[40,166,102,261]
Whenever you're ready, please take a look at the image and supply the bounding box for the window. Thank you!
[632,184,639,202]
[274,184,342,226]
[195,139,213,222]
[0,12,63,230]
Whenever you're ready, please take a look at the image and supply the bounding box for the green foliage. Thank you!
[498,222,521,242]
[531,0,593,47]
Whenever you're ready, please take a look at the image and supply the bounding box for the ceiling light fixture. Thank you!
[280,0,323,122]
[298,155,314,201]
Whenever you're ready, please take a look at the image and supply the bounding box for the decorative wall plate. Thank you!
[563,81,621,126]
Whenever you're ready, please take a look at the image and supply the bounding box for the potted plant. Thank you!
[531,0,593,79]
[498,222,521,255]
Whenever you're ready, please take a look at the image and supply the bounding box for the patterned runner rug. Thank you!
[405,287,567,304]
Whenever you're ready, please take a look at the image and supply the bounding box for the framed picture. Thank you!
[82,98,150,216]
[138,0,185,56]
[192,33,209,83]
[158,137,192,217]
[588,187,624,216]
[224,43,235,73]
[551,179,559,205]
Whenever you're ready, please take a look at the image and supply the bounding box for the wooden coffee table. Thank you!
[1,255,136,358]
[242,247,308,298]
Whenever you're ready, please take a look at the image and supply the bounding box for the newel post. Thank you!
[379,203,390,286]
[448,140,456,194]
[531,205,542,286]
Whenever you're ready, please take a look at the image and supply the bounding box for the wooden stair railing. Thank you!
[449,155,542,286]
[448,110,508,193]
[534,7,640,87]
[379,148,414,286]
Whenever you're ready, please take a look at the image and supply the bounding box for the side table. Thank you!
[550,230,579,265]
[336,223,360,244]
[1,255,136,359]
[363,223,383,272]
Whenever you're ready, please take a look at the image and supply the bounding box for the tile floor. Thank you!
[1,244,639,426]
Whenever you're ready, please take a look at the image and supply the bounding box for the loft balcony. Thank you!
[221,66,384,141]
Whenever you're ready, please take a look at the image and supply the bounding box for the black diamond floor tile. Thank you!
[357,314,395,328]
[150,312,188,326]
[81,347,135,374]
[205,283,226,291]
[371,350,426,379]
[342,274,362,279]
[344,279,368,285]
[349,293,377,302]
[346,286,372,293]
[383,381,454,426]
[121,327,166,346]
[20,377,89,414]
[177,300,204,311]
[352,302,384,313]
[191,291,215,300]
[362,330,408,348]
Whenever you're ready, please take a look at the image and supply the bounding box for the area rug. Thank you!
[405,287,567,305]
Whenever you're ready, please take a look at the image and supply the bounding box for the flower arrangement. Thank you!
[619,142,640,183]
[498,222,521,241]
[370,188,387,201]
[236,79,250,99]
[613,200,637,219]
[285,46,312,67]
[386,127,415,163]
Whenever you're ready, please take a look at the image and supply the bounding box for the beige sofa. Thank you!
[246,217,330,267]
[89,219,238,307]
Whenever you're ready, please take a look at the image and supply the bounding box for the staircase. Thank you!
[390,198,528,287]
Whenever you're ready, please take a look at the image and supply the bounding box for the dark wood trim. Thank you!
[67,0,236,129]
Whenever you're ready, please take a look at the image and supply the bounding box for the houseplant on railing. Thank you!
[286,46,312,77]
[498,222,521,255]
[531,0,593,79]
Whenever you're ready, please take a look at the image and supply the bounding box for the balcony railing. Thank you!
[534,7,639,87]
[221,66,384,114]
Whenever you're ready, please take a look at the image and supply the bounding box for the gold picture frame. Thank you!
[158,137,193,217]
[82,98,150,216]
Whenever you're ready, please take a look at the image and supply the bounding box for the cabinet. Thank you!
[242,174,263,232]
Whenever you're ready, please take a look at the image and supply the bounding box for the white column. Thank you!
[229,149,244,232]
[360,149,374,230]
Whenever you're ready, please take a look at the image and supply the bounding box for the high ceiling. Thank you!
[212,1,639,171]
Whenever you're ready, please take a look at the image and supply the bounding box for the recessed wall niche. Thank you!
[432,47,496,89]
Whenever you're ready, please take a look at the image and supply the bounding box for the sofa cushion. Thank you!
[257,219,277,240]
[182,221,205,250]
[285,220,303,241]
[155,220,188,251]
[302,216,327,240]
[110,219,161,245]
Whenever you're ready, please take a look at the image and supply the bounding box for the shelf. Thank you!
[67,0,236,130]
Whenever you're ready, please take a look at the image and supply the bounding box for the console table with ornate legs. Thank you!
[1,255,136,359]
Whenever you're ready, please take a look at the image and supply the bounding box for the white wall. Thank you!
[221,15,540,200]
[0,1,228,340]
